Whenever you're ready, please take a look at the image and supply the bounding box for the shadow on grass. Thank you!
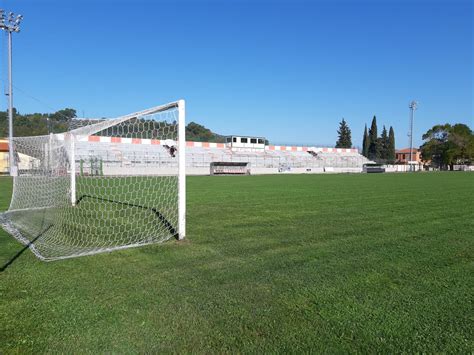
[0,224,52,272]
[76,194,179,239]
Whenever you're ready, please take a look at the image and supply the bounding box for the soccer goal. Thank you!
[0,100,186,261]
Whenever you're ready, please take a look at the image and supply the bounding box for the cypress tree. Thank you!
[362,124,369,157]
[380,125,388,161]
[368,115,378,160]
[336,118,352,148]
[388,126,396,163]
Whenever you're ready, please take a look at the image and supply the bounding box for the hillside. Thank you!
[0,109,226,143]
[185,121,226,143]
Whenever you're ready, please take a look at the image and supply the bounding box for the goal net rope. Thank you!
[0,100,186,261]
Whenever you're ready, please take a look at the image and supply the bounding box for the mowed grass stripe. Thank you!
[0,172,473,352]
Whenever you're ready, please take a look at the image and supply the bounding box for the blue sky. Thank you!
[1,0,472,148]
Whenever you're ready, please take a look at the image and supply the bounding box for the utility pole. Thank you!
[0,10,23,176]
[408,100,418,172]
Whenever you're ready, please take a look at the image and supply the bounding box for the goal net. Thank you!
[0,100,186,261]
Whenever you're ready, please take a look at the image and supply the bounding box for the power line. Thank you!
[0,77,74,120]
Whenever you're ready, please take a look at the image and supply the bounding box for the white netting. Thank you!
[0,101,184,261]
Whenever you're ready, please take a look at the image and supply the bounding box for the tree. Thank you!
[387,126,396,163]
[0,108,233,144]
[379,125,389,161]
[0,108,77,137]
[335,118,352,148]
[368,115,379,160]
[420,123,473,170]
[449,124,474,164]
[362,124,369,157]
[51,108,77,122]
[185,122,226,143]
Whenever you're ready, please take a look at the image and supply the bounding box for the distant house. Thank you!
[0,139,8,174]
[395,148,421,164]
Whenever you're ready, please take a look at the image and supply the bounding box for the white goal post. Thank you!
[0,100,186,261]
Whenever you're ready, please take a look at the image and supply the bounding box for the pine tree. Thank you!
[362,124,369,157]
[388,126,396,163]
[368,115,378,160]
[380,125,389,161]
[335,118,352,148]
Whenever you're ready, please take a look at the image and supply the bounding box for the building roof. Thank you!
[396,148,419,153]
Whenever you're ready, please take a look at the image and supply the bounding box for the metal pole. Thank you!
[178,99,186,240]
[1,10,23,175]
[408,101,418,172]
[70,135,76,205]
[7,29,15,175]
[409,107,414,169]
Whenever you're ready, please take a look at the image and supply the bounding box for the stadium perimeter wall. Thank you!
[102,167,364,176]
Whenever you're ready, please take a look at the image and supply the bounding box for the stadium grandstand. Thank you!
[2,134,370,176]
[64,134,370,176]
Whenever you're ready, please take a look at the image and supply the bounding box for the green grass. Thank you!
[0,173,473,352]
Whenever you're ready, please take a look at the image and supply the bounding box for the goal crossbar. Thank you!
[69,101,181,138]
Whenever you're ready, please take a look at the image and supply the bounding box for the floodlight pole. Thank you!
[7,30,14,174]
[408,100,418,172]
[0,10,23,176]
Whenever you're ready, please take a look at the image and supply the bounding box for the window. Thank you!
[241,138,248,143]
[258,139,264,144]
[226,137,232,143]
[250,138,257,144]
[233,137,237,143]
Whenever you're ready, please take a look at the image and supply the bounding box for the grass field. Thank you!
[0,173,473,352]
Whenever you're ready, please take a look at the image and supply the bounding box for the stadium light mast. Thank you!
[408,100,418,171]
[0,10,23,176]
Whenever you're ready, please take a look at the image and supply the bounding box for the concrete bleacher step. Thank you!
[110,144,132,166]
